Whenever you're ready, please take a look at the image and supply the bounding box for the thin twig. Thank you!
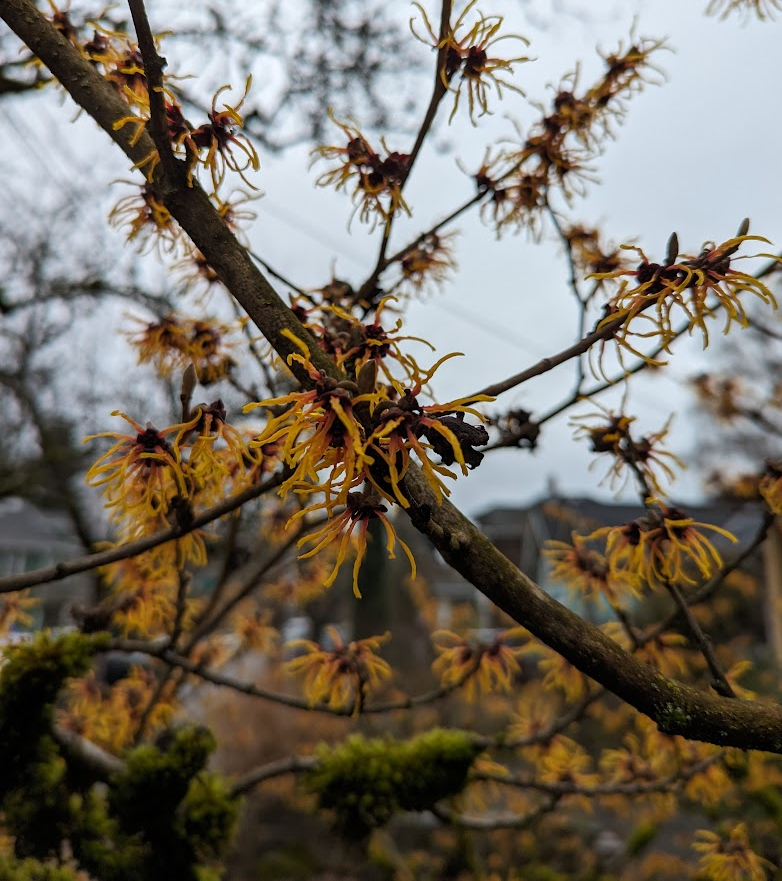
[230,754,317,797]
[53,725,126,778]
[355,0,453,308]
[105,639,484,719]
[127,0,176,177]
[661,578,736,698]
[0,472,283,593]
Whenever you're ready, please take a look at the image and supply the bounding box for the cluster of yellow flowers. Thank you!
[411,0,530,124]
[85,401,258,567]
[544,505,737,613]
[285,629,392,712]
[43,3,261,288]
[126,314,241,385]
[592,225,779,371]
[467,36,665,235]
[244,313,492,595]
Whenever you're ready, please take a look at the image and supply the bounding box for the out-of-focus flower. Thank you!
[313,112,411,227]
[431,627,526,702]
[564,223,626,276]
[84,402,248,566]
[109,181,181,255]
[572,408,683,496]
[600,722,677,786]
[183,399,254,504]
[464,37,665,237]
[397,232,458,297]
[691,374,747,423]
[0,592,36,639]
[411,0,529,123]
[526,642,590,702]
[538,735,598,790]
[126,315,239,385]
[543,532,640,606]
[231,606,279,655]
[59,666,175,753]
[285,628,392,712]
[707,0,782,19]
[507,683,560,747]
[759,460,782,513]
[693,823,774,881]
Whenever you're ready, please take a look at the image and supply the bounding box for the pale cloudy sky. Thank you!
[2,0,780,519]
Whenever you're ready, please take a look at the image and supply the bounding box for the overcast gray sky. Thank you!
[3,0,780,518]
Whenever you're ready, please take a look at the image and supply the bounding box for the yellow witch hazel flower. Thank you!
[431,627,526,702]
[590,503,737,589]
[592,222,779,370]
[244,329,492,596]
[285,628,392,712]
[707,0,782,19]
[411,0,530,124]
[84,400,251,565]
[84,411,191,524]
[572,406,683,497]
[543,532,641,607]
[694,823,774,881]
[295,490,417,598]
[126,315,240,386]
[312,111,411,228]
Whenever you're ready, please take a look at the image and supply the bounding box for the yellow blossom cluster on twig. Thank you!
[285,628,392,712]
[592,224,779,374]
[410,0,530,124]
[126,314,242,385]
[431,628,527,702]
[244,325,492,595]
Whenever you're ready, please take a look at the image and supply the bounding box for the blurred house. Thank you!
[0,497,93,628]
[411,495,768,635]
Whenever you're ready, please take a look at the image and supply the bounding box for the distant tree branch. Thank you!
[0,473,283,593]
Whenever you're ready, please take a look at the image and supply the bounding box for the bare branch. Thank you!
[0,472,283,593]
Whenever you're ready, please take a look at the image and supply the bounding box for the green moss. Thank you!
[0,632,104,797]
[626,819,658,856]
[106,726,238,881]
[0,635,237,881]
[2,752,72,857]
[110,725,217,831]
[0,855,83,881]
[304,728,481,838]
[178,772,240,862]
[656,701,692,733]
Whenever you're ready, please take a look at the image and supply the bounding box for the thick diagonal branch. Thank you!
[1,0,337,387]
